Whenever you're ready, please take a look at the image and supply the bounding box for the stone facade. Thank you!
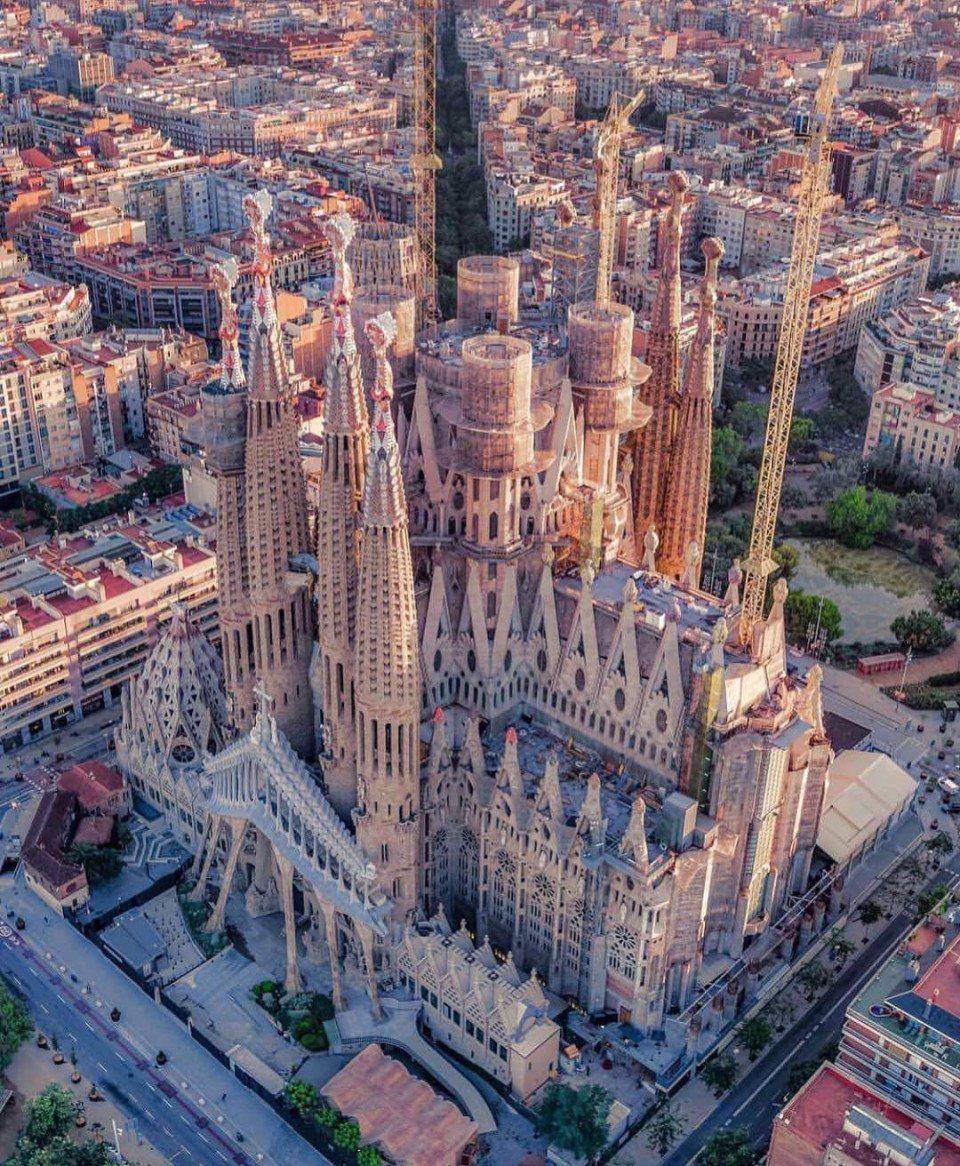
[122,189,834,1070]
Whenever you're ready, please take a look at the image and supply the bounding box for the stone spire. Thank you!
[212,258,245,393]
[619,792,648,869]
[202,259,250,729]
[659,236,723,580]
[632,170,689,548]
[312,212,370,820]
[236,189,314,756]
[353,308,421,924]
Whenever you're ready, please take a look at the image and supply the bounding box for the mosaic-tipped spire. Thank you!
[236,188,313,756]
[362,310,404,528]
[633,170,689,544]
[354,305,421,921]
[211,258,245,393]
[619,793,648,868]
[660,237,723,580]
[312,211,370,819]
[244,190,288,402]
[322,213,368,434]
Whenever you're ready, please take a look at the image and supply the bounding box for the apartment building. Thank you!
[0,511,217,751]
[837,919,960,1134]
[0,271,91,343]
[767,1061,960,1166]
[46,48,114,101]
[487,170,569,252]
[854,287,960,406]
[722,232,930,369]
[862,382,960,470]
[896,204,960,282]
[12,202,146,286]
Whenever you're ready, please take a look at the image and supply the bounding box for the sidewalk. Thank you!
[0,1041,169,1166]
[0,871,330,1166]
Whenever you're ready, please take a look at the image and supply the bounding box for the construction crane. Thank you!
[592,89,645,307]
[412,0,441,330]
[738,44,843,649]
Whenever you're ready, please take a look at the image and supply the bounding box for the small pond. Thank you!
[787,539,936,643]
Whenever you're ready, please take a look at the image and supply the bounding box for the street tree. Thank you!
[797,960,829,1000]
[918,883,950,918]
[0,977,32,1072]
[700,1127,756,1166]
[828,934,857,965]
[789,415,817,453]
[928,832,955,861]
[537,1083,613,1161]
[934,573,960,619]
[740,1016,773,1061]
[645,1103,687,1156]
[786,1060,820,1098]
[357,1148,382,1166]
[857,900,885,934]
[21,1084,79,1142]
[699,1054,738,1097]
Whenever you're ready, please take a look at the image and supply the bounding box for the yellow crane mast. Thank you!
[592,89,644,307]
[412,0,441,330]
[739,45,843,648]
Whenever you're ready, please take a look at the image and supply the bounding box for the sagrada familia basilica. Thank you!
[115,178,832,1066]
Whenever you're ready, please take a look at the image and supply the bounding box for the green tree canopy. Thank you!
[645,1103,686,1155]
[826,486,896,549]
[896,491,937,531]
[739,1016,773,1061]
[710,426,758,509]
[537,1083,613,1160]
[789,414,817,452]
[700,1127,756,1166]
[21,1084,79,1143]
[783,591,843,649]
[934,573,960,618]
[0,977,32,1072]
[70,843,122,886]
[699,1054,737,1098]
[284,1076,319,1116]
[857,900,884,928]
[891,610,954,654]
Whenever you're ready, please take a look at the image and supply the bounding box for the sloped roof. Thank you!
[817,750,916,864]
[321,1044,477,1166]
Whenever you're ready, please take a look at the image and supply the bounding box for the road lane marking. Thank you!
[39,1003,48,1013]
[145,1109,155,1121]
[98,1062,108,1072]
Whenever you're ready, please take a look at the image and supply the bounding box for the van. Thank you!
[939,777,959,799]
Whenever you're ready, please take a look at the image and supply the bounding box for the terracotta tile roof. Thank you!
[21,789,86,890]
[321,1044,477,1166]
[59,760,126,810]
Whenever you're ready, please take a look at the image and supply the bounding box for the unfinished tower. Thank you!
[659,237,724,582]
[632,171,689,548]
[567,300,652,563]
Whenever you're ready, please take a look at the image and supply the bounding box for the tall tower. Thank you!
[312,214,369,821]
[632,170,688,546]
[659,237,724,581]
[353,310,421,924]
[202,259,249,732]
[238,190,314,757]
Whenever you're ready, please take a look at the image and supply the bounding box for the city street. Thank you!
[0,873,331,1166]
[657,854,960,1165]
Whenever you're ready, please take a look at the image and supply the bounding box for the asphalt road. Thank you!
[0,924,255,1166]
[659,856,960,1166]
